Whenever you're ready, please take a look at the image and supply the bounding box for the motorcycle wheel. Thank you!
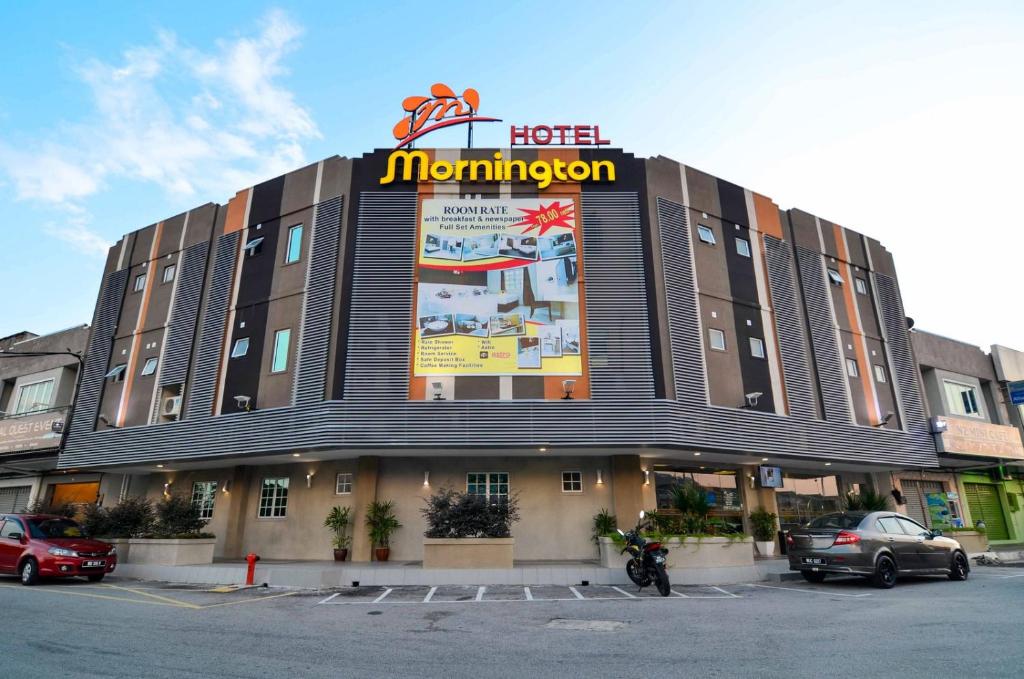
[654,564,671,597]
[627,559,650,587]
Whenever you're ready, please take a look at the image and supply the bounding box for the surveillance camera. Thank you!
[431,382,445,401]
[234,395,252,411]
[561,379,576,400]
[744,392,763,407]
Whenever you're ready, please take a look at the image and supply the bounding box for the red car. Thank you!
[0,514,117,585]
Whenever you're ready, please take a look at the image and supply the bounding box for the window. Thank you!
[162,264,177,284]
[749,337,766,359]
[845,358,859,378]
[735,237,751,258]
[943,380,981,417]
[230,337,250,358]
[696,225,716,245]
[708,328,726,351]
[133,273,147,292]
[105,364,127,382]
[827,269,844,286]
[13,379,54,414]
[896,517,930,538]
[467,472,509,502]
[271,329,291,373]
[874,364,887,383]
[140,357,158,376]
[285,224,303,264]
[258,477,289,518]
[336,473,353,495]
[561,471,583,493]
[0,518,25,539]
[807,513,863,530]
[876,516,902,534]
[191,481,217,520]
[243,236,265,257]
[854,277,868,295]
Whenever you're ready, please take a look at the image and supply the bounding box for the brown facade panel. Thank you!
[280,161,319,217]
[682,165,722,217]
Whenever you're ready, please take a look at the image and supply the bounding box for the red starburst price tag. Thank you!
[510,201,576,235]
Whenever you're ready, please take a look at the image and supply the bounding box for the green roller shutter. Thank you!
[964,483,1010,540]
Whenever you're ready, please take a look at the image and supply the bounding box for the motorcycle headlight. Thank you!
[48,547,78,557]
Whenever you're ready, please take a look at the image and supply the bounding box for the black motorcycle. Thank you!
[617,511,671,597]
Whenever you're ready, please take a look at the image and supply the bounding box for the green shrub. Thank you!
[592,508,617,543]
[81,503,110,538]
[105,496,156,538]
[671,484,711,534]
[421,488,520,539]
[749,509,778,542]
[25,499,77,518]
[844,488,891,511]
[152,494,206,536]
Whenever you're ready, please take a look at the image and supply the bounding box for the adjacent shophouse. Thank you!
[56,143,941,563]
[0,325,92,511]
[907,331,1024,543]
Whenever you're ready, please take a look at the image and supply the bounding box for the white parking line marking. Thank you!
[373,588,393,603]
[568,586,585,600]
[712,586,741,598]
[423,587,437,603]
[611,586,637,598]
[671,589,689,598]
[744,583,872,598]
[475,586,485,602]
[524,587,533,601]
[317,592,340,605]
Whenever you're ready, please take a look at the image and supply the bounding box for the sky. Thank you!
[1,1,1022,349]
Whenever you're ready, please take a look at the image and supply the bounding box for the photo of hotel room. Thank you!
[462,233,500,261]
[418,313,455,337]
[490,313,526,336]
[423,233,464,261]
[538,233,577,260]
[533,257,578,303]
[558,320,581,354]
[517,337,541,368]
[497,234,538,260]
[454,313,489,337]
[539,325,563,357]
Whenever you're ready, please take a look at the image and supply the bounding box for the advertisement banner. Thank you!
[0,409,65,455]
[412,197,585,379]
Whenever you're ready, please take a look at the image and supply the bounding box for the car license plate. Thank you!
[802,557,826,565]
[82,560,106,568]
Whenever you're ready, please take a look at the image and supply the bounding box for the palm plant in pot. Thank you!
[324,506,352,561]
[749,508,778,557]
[366,500,401,561]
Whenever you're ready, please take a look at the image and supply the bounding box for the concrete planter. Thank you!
[949,531,988,554]
[423,538,515,569]
[754,540,776,557]
[124,538,216,566]
[599,536,756,585]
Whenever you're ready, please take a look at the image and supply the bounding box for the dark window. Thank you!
[807,513,864,529]
[27,518,83,539]
[876,517,902,534]
[896,517,929,537]
[244,237,265,257]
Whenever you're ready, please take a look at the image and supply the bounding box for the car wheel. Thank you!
[802,571,827,583]
[87,574,105,583]
[948,552,969,581]
[872,555,897,589]
[20,558,39,586]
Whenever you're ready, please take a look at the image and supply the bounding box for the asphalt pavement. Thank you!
[1,566,1022,678]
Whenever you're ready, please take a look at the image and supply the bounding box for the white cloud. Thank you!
[0,9,319,255]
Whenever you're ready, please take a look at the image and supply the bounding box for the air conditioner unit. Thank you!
[161,396,182,418]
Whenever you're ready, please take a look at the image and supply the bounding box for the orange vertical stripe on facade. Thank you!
[751,194,790,415]
[408,150,436,400]
[223,189,250,234]
[116,220,164,426]
[752,193,783,239]
[833,223,880,421]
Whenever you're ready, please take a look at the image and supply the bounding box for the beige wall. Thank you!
[131,455,650,562]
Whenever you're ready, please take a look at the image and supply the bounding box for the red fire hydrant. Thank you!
[245,552,260,586]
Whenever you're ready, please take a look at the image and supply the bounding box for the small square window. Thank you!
[133,274,147,292]
[846,358,859,378]
[561,471,583,493]
[827,269,844,286]
[244,237,265,257]
[749,337,766,359]
[854,277,868,295]
[105,364,127,382]
[140,357,158,376]
[735,237,751,258]
[873,364,887,383]
[162,264,177,284]
[336,473,353,495]
[709,328,726,351]
[697,225,717,245]
[231,337,250,358]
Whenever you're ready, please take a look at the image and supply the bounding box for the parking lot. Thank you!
[1,566,1023,678]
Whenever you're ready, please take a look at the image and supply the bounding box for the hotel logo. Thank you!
[392,83,501,149]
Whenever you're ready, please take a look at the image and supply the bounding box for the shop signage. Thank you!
[411,198,585,381]
[937,417,1024,460]
[0,408,66,455]
[381,84,617,187]
[1009,380,1024,406]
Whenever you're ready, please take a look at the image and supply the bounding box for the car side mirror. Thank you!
[930,529,942,538]
[7,532,23,541]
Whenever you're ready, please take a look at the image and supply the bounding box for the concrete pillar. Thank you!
[222,466,253,560]
[611,455,645,528]
[351,456,380,562]
[740,466,780,535]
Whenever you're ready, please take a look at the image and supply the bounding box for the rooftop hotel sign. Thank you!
[382,83,617,188]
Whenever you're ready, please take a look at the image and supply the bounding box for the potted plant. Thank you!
[749,508,778,557]
[366,500,401,561]
[592,508,617,545]
[324,506,352,561]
